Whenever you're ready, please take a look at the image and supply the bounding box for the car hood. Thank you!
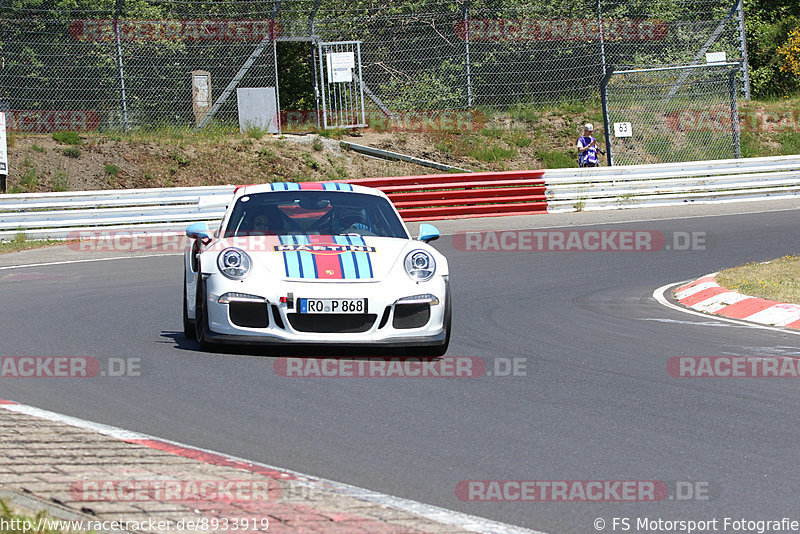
[209,235,415,281]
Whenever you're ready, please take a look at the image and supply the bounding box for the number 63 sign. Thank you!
[614,122,632,138]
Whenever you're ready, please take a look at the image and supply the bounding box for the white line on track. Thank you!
[0,253,181,271]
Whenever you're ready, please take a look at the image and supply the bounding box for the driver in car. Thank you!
[332,206,371,234]
[247,207,283,235]
[252,214,271,234]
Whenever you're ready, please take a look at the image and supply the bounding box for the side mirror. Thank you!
[418,223,440,243]
[186,222,213,245]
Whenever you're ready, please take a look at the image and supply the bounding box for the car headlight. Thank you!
[404,249,436,282]
[217,248,251,280]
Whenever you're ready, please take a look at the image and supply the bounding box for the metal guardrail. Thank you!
[543,155,800,212]
[0,186,235,240]
[1,155,799,240]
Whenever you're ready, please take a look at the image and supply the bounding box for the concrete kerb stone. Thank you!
[673,273,800,329]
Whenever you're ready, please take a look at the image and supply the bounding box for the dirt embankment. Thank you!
[2,107,594,193]
[5,96,797,194]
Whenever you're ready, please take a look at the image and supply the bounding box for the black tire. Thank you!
[194,277,211,349]
[183,271,196,339]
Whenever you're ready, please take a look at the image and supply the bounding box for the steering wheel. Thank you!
[342,223,377,236]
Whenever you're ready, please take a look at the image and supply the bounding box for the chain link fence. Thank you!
[0,0,747,135]
[602,64,741,166]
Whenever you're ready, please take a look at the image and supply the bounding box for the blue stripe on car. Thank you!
[333,236,357,279]
[349,235,374,278]
[280,235,300,278]
[294,235,316,279]
[271,182,302,191]
[281,235,372,280]
[322,182,354,192]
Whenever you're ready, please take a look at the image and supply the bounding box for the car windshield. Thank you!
[224,190,409,239]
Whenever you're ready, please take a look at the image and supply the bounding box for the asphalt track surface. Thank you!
[3,201,800,533]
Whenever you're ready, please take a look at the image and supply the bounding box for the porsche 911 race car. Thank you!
[182,182,450,355]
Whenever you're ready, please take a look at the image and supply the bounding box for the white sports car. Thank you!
[182,182,451,355]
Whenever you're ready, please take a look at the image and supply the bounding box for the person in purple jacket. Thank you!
[577,123,600,167]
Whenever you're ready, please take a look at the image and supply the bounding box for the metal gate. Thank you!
[317,41,367,130]
[600,63,741,166]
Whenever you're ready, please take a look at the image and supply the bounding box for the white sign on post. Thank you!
[0,112,7,174]
[193,76,210,108]
[705,51,727,64]
[614,122,633,138]
[326,52,355,83]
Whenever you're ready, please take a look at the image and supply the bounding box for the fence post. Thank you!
[113,0,129,131]
[600,66,614,167]
[735,0,751,100]
[596,0,607,77]
[463,0,472,109]
[310,0,322,127]
[729,69,741,158]
[0,110,5,192]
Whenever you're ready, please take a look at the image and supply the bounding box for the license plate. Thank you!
[298,298,367,314]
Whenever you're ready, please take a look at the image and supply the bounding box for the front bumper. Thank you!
[203,330,448,347]
[201,274,449,347]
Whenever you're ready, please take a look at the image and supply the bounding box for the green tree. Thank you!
[744,0,800,96]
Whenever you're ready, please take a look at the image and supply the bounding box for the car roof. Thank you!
[234,182,387,200]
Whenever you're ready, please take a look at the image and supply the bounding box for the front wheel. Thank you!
[183,271,196,339]
[194,277,211,349]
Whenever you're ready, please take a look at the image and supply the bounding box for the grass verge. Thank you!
[0,499,73,534]
[0,233,64,254]
[715,255,800,304]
